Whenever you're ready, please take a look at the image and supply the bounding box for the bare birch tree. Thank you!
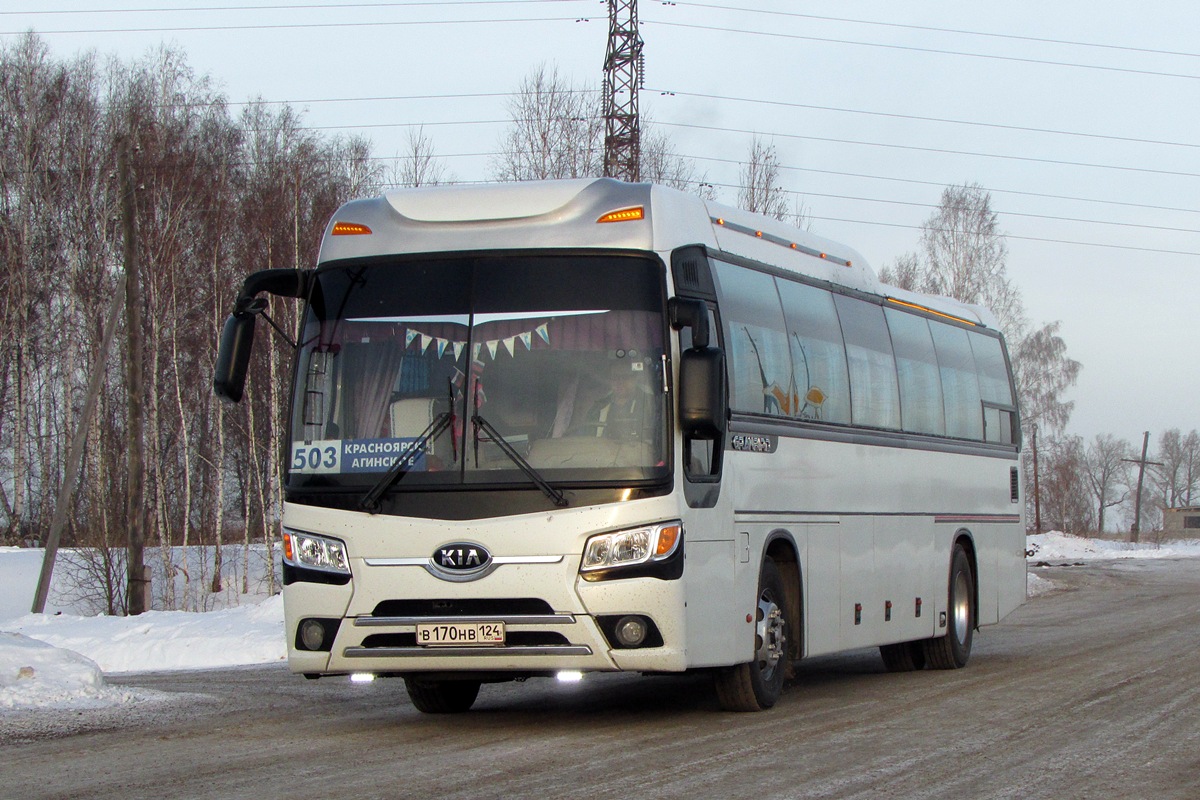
[1155,429,1200,510]
[737,135,791,221]
[389,126,452,188]
[1082,434,1131,534]
[492,64,602,181]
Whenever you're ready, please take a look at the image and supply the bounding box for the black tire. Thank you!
[923,544,975,670]
[879,640,927,672]
[715,558,790,711]
[404,678,482,714]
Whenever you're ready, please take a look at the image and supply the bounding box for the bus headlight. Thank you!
[284,528,350,575]
[581,522,682,572]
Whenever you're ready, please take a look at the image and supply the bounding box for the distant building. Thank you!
[1161,507,1200,540]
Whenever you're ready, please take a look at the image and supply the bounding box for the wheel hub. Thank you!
[755,595,786,680]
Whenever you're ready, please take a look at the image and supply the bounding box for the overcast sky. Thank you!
[3,0,1197,446]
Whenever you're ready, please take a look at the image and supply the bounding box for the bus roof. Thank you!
[317,178,996,330]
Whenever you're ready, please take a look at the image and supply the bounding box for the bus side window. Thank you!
[969,330,1018,444]
[777,280,851,425]
[710,260,792,417]
[930,323,984,440]
[885,308,946,436]
[833,295,901,430]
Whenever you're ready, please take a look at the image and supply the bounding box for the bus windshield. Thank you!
[287,253,669,495]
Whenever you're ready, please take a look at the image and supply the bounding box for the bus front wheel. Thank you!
[404,678,481,713]
[715,558,790,711]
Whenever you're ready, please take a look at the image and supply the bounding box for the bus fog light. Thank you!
[614,615,648,647]
[299,618,327,651]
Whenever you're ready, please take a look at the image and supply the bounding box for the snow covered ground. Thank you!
[2,534,1198,713]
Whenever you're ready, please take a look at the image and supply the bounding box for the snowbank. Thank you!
[1027,531,1200,562]
[0,632,147,710]
[1,595,286,675]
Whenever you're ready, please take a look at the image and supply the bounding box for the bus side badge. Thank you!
[427,542,496,582]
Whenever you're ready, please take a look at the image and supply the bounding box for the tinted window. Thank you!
[713,261,792,416]
[969,331,1016,443]
[885,308,945,436]
[930,323,983,439]
[833,295,900,430]
[969,331,1014,406]
[776,279,851,425]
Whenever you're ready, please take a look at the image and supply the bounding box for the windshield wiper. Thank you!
[359,408,454,514]
[472,414,568,508]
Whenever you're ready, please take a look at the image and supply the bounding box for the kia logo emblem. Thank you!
[432,542,492,574]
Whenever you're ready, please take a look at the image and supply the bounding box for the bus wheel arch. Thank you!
[765,533,803,665]
[715,540,797,712]
[923,533,977,670]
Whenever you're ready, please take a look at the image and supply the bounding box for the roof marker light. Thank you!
[597,206,644,224]
[331,221,372,236]
[887,297,976,326]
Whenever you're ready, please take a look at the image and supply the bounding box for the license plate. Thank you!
[416,621,506,647]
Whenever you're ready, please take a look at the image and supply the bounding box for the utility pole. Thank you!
[1122,431,1162,544]
[1031,424,1041,535]
[602,0,642,181]
[119,133,149,615]
[32,276,128,613]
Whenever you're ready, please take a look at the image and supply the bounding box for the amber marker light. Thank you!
[655,524,682,557]
[596,206,645,224]
[887,297,976,326]
[331,221,372,235]
[283,530,294,562]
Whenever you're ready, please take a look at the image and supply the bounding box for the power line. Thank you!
[651,89,1200,151]
[730,164,1200,217]
[669,3,1200,61]
[656,120,1200,181]
[0,15,586,36]
[1,1,581,14]
[779,188,1200,237]
[643,19,1200,82]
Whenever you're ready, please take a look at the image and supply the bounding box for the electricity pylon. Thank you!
[602,0,642,181]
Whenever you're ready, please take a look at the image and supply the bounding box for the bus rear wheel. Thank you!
[923,544,975,669]
[404,678,482,713]
[715,558,789,712]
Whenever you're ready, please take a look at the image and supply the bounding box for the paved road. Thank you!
[3,559,1199,800]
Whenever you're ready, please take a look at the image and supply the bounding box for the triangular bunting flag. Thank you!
[535,323,550,344]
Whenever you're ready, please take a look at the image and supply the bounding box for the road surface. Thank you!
[3,558,1199,799]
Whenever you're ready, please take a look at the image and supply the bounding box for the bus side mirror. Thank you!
[213,268,312,404]
[669,297,710,350]
[679,346,726,438]
[213,311,256,403]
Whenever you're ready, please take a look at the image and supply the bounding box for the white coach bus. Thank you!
[214,178,1025,713]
